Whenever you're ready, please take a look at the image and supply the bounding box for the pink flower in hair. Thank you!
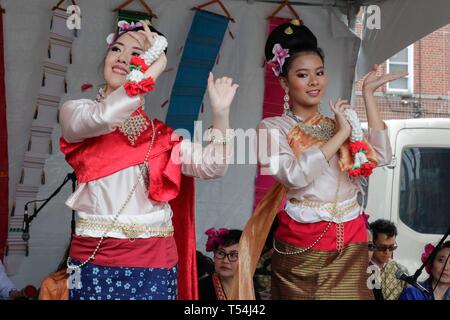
[205,227,229,252]
[118,20,142,32]
[106,21,143,46]
[421,243,435,274]
[268,43,290,77]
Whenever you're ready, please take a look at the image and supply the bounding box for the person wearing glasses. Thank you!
[400,241,450,300]
[198,228,243,300]
[366,225,384,300]
[369,219,407,300]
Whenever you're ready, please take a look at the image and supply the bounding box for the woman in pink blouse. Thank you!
[232,20,406,300]
[59,20,238,300]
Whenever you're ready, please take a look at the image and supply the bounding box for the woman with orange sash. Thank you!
[232,20,406,300]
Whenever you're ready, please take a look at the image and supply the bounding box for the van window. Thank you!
[399,147,450,234]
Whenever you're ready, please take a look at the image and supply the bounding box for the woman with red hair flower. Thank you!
[198,228,243,300]
[400,241,450,300]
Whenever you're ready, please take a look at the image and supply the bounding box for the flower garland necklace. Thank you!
[343,109,376,178]
[124,56,156,97]
[123,34,167,97]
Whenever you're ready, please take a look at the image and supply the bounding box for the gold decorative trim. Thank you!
[284,26,293,35]
[76,219,174,239]
[212,273,227,300]
[289,198,360,220]
[119,113,149,146]
[296,119,336,142]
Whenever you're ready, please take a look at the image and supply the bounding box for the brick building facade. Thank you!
[354,15,450,121]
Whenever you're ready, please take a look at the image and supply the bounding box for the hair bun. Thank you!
[265,22,318,62]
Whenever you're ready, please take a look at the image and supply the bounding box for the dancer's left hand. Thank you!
[207,73,239,118]
[128,20,167,80]
[362,64,408,95]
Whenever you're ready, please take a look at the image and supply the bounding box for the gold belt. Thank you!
[76,219,174,239]
[289,198,360,219]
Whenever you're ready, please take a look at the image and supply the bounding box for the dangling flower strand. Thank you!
[344,109,376,177]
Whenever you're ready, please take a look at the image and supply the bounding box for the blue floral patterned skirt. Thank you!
[68,260,178,300]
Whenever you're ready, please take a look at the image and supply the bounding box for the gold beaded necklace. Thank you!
[286,109,336,142]
[97,87,149,146]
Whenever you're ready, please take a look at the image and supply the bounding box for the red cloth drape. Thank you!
[0,11,8,261]
[170,175,198,300]
[253,17,290,209]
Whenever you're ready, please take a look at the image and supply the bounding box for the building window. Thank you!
[399,147,450,234]
[386,45,414,94]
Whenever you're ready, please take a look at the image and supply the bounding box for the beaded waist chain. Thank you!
[76,218,174,239]
[274,172,352,255]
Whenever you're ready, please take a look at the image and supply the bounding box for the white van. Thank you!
[364,118,450,278]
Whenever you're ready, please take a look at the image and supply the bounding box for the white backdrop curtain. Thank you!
[5,0,360,287]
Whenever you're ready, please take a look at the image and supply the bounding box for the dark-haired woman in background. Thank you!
[233,20,406,300]
[59,20,238,300]
[400,241,450,300]
[199,228,243,300]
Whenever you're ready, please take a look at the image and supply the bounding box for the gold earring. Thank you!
[284,26,293,35]
[290,19,302,26]
[283,89,290,113]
